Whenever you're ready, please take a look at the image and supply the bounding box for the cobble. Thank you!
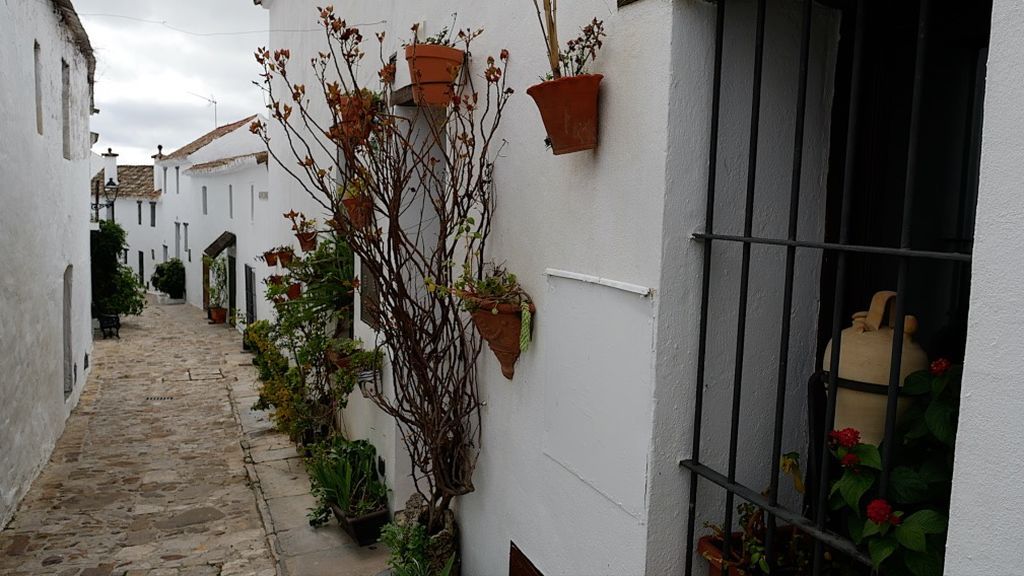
[0,302,277,576]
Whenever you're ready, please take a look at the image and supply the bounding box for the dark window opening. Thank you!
[150,201,157,227]
[34,41,43,135]
[137,200,143,225]
[61,59,70,159]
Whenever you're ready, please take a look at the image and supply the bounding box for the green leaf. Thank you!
[868,537,899,569]
[904,549,943,576]
[830,469,876,510]
[931,373,949,397]
[902,371,932,396]
[889,466,930,504]
[862,519,881,539]
[895,523,927,552]
[850,444,883,470]
[848,514,865,544]
[903,510,947,534]
[925,400,957,445]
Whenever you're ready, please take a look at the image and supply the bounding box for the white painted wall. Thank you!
[0,0,94,528]
[946,1,1024,573]
[113,192,164,290]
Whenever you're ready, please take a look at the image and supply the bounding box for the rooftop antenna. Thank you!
[186,91,218,127]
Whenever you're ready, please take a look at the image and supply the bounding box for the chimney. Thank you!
[102,147,119,187]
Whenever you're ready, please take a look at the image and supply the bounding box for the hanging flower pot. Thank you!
[263,250,279,266]
[344,195,373,229]
[404,44,465,107]
[277,249,295,267]
[296,231,318,252]
[287,283,302,300]
[527,74,603,155]
[466,297,535,380]
[267,274,284,286]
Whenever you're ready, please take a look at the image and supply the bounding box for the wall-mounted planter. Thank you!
[277,250,294,267]
[263,250,279,266]
[405,44,465,107]
[267,275,284,286]
[287,283,302,300]
[466,297,535,380]
[343,196,373,229]
[329,504,390,546]
[526,74,603,155]
[296,232,318,252]
[209,307,228,324]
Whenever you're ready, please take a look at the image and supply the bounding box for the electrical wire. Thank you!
[77,12,386,37]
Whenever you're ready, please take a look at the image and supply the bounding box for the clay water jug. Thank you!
[823,291,928,445]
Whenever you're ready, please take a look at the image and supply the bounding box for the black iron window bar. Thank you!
[679,0,969,573]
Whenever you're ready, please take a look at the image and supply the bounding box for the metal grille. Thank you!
[680,0,979,573]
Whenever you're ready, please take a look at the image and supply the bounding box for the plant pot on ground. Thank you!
[404,27,465,107]
[209,307,228,324]
[330,504,390,546]
[307,438,390,546]
[527,11,606,154]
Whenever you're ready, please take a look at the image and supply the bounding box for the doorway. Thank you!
[63,265,73,399]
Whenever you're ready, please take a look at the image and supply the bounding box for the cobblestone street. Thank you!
[0,302,277,576]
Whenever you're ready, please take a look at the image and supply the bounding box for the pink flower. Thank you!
[829,428,861,449]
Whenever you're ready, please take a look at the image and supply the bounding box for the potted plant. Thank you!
[404,22,465,107]
[287,282,302,301]
[205,254,229,324]
[527,5,606,155]
[285,210,319,252]
[151,258,186,301]
[454,265,534,380]
[340,181,373,230]
[307,438,390,546]
[262,249,279,266]
[277,246,296,267]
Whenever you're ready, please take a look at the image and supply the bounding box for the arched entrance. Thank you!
[202,231,237,323]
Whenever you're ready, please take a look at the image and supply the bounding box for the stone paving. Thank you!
[0,301,386,576]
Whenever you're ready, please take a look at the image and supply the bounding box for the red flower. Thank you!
[889,513,903,526]
[829,428,861,449]
[840,453,860,469]
[930,358,951,376]
[866,499,893,524]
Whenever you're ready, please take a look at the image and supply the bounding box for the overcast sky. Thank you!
[78,0,271,165]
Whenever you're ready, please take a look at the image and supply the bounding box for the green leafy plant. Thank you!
[151,258,186,299]
[307,438,388,527]
[284,210,318,234]
[452,264,534,350]
[90,219,145,316]
[203,254,229,308]
[827,359,960,574]
[380,522,455,576]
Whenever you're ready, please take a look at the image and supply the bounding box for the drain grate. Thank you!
[145,396,174,401]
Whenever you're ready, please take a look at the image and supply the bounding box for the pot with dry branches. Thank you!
[253,7,513,570]
[528,1,606,154]
[404,22,466,107]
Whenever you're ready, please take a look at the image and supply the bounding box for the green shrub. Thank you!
[91,219,144,316]
[306,438,388,527]
[151,258,186,298]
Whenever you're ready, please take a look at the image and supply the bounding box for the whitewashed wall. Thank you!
[113,191,164,290]
[946,1,1024,573]
[0,0,94,528]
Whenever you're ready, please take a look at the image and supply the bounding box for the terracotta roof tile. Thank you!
[185,151,269,175]
[90,165,160,200]
[163,115,258,161]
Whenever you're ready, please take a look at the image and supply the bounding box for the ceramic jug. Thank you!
[823,291,928,446]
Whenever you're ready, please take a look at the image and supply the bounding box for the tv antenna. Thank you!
[187,92,218,127]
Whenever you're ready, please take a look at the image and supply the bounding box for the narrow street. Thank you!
[0,302,277,576]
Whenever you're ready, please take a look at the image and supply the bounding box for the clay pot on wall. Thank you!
[287,283,302,301]
[277,250,294,267]
[209,307,228,324]
[466,297,535,380]
[343,195,373,229]
[296,232,318,252]
[267,275,284,286]
[526,74,603,155]
[263,250,279,266]
[823,290,929,445]
[405,44,465,107]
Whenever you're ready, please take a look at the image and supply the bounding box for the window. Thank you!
[149,201,157,227]
[184,223,189,252]
[174,222,181,259]
[151,248,155,260]
[61,59,70,159]
[175,166,180,194]
[137,201,142,225]
[162,245,168,262]
[34,42,42,135]
[229,184,234,219]
[202,186,208,215]
[250,185,255,222]
[163,166,168,192]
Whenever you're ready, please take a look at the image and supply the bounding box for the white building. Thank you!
[256,0,1024,574]
[0,0,95,528]
[153,117,280,325]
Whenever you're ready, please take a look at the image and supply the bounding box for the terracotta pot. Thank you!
[526,74,604,155]
[698,532,805,576]
[209,307,228,324]
[263,250,279,266]
[287,283,302,300]
[277,250,294,267]
[823,291,928,445]
[343,196,373,229]
[467,297,535,380]
[267,275,284,286]
[405,44,465,107]
[296,231,318,252]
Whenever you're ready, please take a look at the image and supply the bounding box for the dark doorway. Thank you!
[228,255,237,325]
[138,250,145,287]
[63,265,73,399]
[244,264,257,324]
